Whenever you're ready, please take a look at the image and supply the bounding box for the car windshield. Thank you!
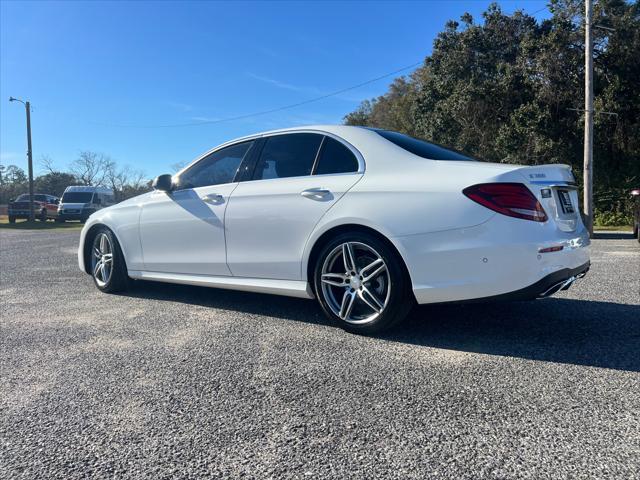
[370,129,476,161]
[14,194,30,201]
[62,192,93,203]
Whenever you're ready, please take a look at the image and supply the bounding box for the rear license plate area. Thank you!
[557,189,574,214]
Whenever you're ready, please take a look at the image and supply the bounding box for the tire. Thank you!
[39,210,47,222]
[55,217,64,223]
[89,227,129,293]
[8,216,16,224]
[313,231,414,334]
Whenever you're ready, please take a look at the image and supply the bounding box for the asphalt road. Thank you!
[1,229,639,479]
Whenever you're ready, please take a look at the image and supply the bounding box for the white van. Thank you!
[58,186,115,222]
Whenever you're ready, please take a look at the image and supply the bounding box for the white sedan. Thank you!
[78,126,590,333]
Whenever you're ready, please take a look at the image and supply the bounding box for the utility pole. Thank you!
[583,0,594,234]
[25,101,35,222]
[9,96,35,222]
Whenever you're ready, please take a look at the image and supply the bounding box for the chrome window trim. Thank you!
[174,128,366,184]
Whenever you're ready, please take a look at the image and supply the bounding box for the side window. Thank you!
[314,137,359,175]
[252,133,322,181]
[34,194,47,202]
[178,141,254,189]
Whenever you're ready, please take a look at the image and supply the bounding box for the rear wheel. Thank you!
[314,232,414,334]
[39,209,47,222]
[8,216,15,224]
[90,228,129,293]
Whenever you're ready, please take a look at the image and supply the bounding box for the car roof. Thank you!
[176,125,384,176]
[64,185,114,194]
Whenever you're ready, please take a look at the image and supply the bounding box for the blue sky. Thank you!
[1,0,550,178]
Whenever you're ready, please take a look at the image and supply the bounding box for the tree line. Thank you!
[344,0,639,225]
[0,152,150,204]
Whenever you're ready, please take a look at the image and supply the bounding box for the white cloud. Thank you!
[247,72,373,104]
[189,116,221,123]
[247,73,323,95]
[165,101,194,112]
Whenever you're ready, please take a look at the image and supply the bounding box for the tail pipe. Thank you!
[539,271,587,298]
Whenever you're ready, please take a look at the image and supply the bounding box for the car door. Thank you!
[225,133,363,280]
[139,140,255,275]
[45,196,58,217]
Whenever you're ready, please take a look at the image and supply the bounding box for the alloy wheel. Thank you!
[92,233,113,287]
[320,241,391,324]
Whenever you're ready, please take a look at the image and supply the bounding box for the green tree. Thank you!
[34,172,77,198]
[344,0,640,220]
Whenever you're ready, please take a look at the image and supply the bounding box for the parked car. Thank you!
[58,186,115,223]
[632,188,640,242]
[77,126,590,334]
[8,193,59,222]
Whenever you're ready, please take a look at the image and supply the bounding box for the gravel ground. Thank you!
[1,229,639,479]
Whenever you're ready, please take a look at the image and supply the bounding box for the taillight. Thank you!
[462,183,548,222]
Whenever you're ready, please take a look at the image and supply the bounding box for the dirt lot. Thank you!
[1,229,639,479]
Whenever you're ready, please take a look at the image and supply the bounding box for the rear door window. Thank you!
[252,133,323,180]
[314,137,359,175]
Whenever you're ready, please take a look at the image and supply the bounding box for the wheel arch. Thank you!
[82,223,128,274]
[304,223,413,292]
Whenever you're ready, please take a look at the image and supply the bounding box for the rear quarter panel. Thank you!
[301,155,534,281]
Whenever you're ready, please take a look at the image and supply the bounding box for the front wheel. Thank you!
[314,232,414,334]
[39,210,47,222]
[90,228,129,293]
[8,216,16,224]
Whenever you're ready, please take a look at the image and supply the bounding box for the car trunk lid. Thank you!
[515,164,581,232]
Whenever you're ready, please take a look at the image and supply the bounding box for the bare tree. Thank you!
[170,160,188,173]
[40,154,56,174]
[69,151,110,186]
[104,161,148,200]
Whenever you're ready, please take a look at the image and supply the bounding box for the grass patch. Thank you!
[593,225,633,232]
[0,216,84,230]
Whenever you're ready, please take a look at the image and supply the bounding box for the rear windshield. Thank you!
[371,129,476,161]
[62,192,94,203]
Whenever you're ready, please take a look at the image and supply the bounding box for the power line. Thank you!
[93,61,423,129]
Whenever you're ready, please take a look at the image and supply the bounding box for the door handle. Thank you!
[202,193,224,204]
[301,188,331,200]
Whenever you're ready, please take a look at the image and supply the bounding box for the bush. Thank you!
[594,209,633,227]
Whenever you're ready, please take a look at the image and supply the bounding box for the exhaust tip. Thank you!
[539,276,577,298]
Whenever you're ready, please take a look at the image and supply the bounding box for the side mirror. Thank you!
[153,174,173,192]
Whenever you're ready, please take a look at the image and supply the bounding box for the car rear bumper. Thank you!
[8,210,32,217]
[392,213,591,305]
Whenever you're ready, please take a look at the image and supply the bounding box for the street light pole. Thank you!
[9,97,35,222]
